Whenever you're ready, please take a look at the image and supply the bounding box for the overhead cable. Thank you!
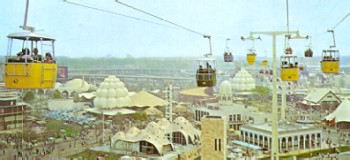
[63,0,174,28]
[115,0,206,36]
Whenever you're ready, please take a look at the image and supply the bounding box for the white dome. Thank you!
[107,89,117,98]
[94,75,131,109]
[116,97,126,107]
[115,88,124,97]
[116,82,125,88]
[98,97,107,109]
[64,79,90,91]
[231,69,256,91]
[100,82,108,89]
[107,83,117,89]
[94,97,101,108]
[220,80,232,96]
[106,98,117,108]
[99,89,108,97]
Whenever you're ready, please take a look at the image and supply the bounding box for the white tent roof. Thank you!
[129,91,168,107]
[325,100,350,123]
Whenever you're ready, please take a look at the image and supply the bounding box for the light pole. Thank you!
[243,30,304,160]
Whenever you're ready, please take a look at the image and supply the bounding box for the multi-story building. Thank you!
[0,83,28,131]
[194,81,272,130]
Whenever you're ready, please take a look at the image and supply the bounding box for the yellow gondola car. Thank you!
[261,60,268,67]
[246,52,256,65]
[321,49,339,74]
[4,32,58,89]
[196,58,217,87]
[280,55,299,81]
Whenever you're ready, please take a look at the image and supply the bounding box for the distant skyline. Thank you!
[1,0,349,58]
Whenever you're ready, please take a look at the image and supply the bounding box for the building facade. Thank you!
[0,85,28,131]
[201,115,227,160]
[241,122,322,152]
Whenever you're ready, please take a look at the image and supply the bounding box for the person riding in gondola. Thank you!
[32,48,42,61]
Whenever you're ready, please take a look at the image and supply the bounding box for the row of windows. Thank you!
[229,114,241,121]
[173,132,186,145]
[195,110,209,121]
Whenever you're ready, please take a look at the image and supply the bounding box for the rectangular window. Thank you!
[219,139,221,151]
[229,115,232,121]
[233,115,236,121]
[215,139,217,151]
[237,114,241,121]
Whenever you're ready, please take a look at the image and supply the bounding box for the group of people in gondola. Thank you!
[16,48,53,63]
[197,62,216,73]
[281,61,298,69]
[322,55,338,61]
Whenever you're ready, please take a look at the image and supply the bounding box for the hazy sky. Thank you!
[1,0,349,58]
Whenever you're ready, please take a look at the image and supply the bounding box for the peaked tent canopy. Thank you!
[129,91,168,107]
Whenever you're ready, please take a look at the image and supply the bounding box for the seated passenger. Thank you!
[282,61,288,68]
[32,48,42,61]
[198,65,204,73]
[294,62,298,68]
[21,48,32,62]
[44,52,53,63]
[208,65,215,73]
[289,63,294,68]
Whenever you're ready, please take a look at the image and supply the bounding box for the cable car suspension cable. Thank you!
[115,0,205,36]
[63,0,175,29]
[327,13,349,48]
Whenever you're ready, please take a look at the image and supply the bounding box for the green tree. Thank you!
[23,91,35,102]
[133,111,147,121]
[251,86,270,101]
[53,90,63,99]
[22,127,38,142]
[67,123,82,147]
[46,119,63,138]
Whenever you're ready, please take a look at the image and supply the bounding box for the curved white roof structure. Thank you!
[56,79,90,94]
[231,69,255,91]
[172,117,200,143]
[111,117,200,154]
[112,123,172,154]
[94,75,131,109]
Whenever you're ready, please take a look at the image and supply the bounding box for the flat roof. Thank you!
[241,122,321,134]
[8,32,55,41]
